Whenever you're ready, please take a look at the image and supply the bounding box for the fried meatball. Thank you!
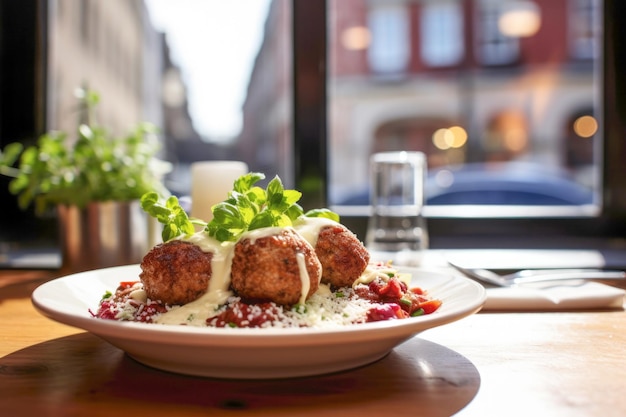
[315,223,370,288]
[139,240,213,305]
[230,228,322,306]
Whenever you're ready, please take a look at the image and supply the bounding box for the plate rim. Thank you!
[31,263,486,346]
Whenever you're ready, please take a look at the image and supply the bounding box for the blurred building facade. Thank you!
[47,0,157,136]
[237,0,292,185]
[326,0,598,201]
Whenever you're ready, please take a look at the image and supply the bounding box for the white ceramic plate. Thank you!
[32,264,485,379]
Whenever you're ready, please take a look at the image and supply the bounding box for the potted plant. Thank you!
[0,88,171,272]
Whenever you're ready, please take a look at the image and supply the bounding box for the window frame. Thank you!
[292,0,626,248]
[0,0,51,245]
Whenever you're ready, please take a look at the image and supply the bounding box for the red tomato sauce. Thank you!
[90,276,442,327]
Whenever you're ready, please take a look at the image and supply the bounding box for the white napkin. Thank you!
[482,281,625,311]
[414,250,626,311]
[380,250,626,311]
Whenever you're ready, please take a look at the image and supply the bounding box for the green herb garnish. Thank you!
[140,192,200,242]
[206,172,339,242]
[140,172,339,243]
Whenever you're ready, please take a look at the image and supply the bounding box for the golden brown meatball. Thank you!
[139,240,213,305]
[315,224,370,288]
[230,228,322,306]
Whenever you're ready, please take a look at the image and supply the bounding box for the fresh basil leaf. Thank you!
[266,176,284,195]
[285,203,304,221]
[140,192,199,241]
[274,213,293,228]
[248,211,276,231]
[246,186,266,205]
[233,172,265,193]
[213,227,237,242]
[283,189,302,206]
[305,208,341,222]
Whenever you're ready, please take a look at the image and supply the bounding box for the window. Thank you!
[323,0,626,248]
[367,3,410,74]
[1,0,626,266]
[46,0,291,195]
[475,0,519,66]
[569,0,600,60]
[420,1,464,67]
[0,0,292,266]
[329,0,599,211]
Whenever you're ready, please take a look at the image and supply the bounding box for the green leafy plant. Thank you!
[0,88,171,214]
[140,172,339,243]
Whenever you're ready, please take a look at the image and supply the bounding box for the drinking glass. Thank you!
[366,151,428,265]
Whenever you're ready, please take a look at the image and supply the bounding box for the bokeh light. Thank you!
[432,126,468,150]
[341,26,371,50]
[573,115,598,138]
[498,1,542,38]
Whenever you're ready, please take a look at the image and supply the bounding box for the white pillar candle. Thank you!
[190,161,248,222]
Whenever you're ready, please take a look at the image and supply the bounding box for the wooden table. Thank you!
[1,268,625,417]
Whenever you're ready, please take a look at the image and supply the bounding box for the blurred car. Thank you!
[337,162,594,206]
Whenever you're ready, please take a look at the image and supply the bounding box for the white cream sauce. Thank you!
[156,232,236,325]
[293,216,338,247]
[295,252,310,305]
[353,263,411,288]
[155,222,328,325]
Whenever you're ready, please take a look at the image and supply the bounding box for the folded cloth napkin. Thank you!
[482,281,625,311]
[378,251,626,311]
